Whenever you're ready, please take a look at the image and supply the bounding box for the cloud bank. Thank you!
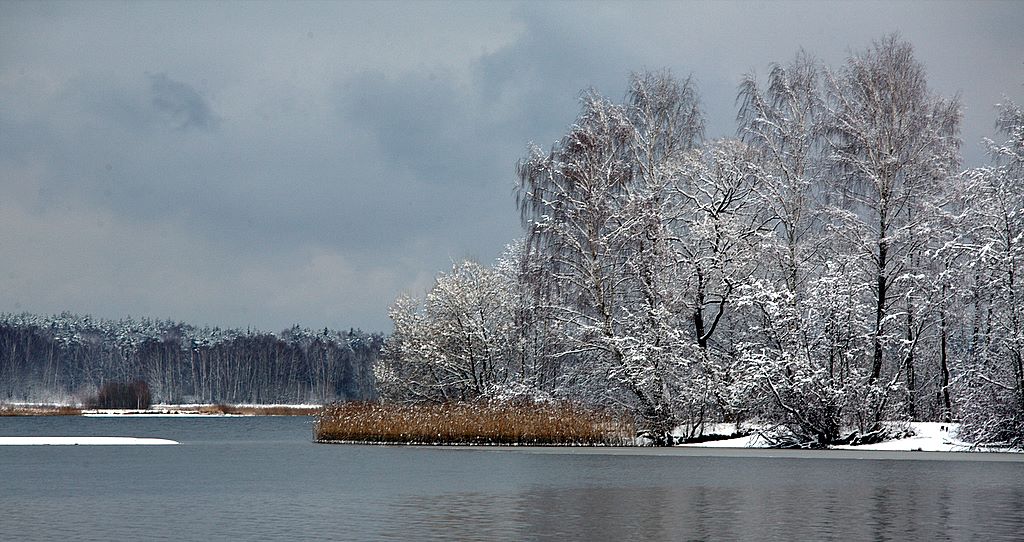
[1,1,1021,332]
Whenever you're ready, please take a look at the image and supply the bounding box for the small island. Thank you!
[318,36,1024,453]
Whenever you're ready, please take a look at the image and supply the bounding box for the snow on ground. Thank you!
[832,422,970,452]
[0,436,178,445]
[676,433,768,448]
[674,422,1020,453]
[3,403,321,415]
[81,410,242,417]
[211,403,321,409]
[143,403,322,410]
[79,404,320,416]
[673,423,768,448]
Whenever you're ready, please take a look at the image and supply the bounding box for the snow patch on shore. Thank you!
[832,422,970,452]
[0,436,179,446]
[674,423,766,448]
[675,422,1020,453]
[80,404,320,416]
[81,410,243,417]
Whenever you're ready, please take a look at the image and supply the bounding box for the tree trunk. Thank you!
[939,294,952,423]
[905,306,916,420]
[872,229,888,381]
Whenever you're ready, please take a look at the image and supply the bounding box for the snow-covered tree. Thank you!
[734,52,866,444]
[373,37,1021,447]
[736,256,881,446]
[956,101,1024,446]
[822,34,961,423]
[738,50,825,297]
[666,139,769,430]
[378,253,545,404]
[517,71,707,442]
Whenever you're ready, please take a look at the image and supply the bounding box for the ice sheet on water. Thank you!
[0,436,179,445]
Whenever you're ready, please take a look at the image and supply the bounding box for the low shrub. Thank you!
[314,401,634,446]
[87,380,152,409]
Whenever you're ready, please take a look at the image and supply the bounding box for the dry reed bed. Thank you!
[0,405,82,416]
[187,404,320,416]
[315,402,635,445]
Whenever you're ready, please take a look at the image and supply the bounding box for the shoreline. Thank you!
[0,403,321,417]
[5,406,1020,454]
[316,421,1023,454]
[671,422,1021,454]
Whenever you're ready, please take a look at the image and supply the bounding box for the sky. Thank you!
[1,0,1022,333]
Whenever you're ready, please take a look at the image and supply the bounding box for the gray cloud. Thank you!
[148,73,219,131]
[342,70,489,182]
[1,1,1021,332]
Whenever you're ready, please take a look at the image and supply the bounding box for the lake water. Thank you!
[1,416,1022,541]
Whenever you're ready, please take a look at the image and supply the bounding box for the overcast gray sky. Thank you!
[2,0,1022,333]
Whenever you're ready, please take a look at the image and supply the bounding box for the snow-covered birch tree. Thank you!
[376,36,1024,447]
[738,50,825,297]
[516,71,705,443]
[733,51,869,444]
[378,258,531,403]
[823,34,961,424]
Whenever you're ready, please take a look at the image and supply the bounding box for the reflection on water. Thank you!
[1,416,1023,541]
[396,480,1024,541]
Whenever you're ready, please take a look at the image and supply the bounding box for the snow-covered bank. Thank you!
[82,404,321,416]
[0,436,178,445]
[1,403,322,417]
[81,411,243,417]
[675,422,1021,453]
[832,423,970,452]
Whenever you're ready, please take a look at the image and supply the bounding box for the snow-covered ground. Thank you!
[80,404,321,416]
[832,422,971,452]
[81,411,243,417]
[675,422,1019,453]
[0,436,178,445]
[673,423,766,448]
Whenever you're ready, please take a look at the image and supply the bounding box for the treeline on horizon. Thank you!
[0,312,382,405]
[376,35,1024,447]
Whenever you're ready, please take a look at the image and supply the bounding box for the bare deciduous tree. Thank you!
[823,35,961,424]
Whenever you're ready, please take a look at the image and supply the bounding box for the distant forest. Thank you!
[0,312,382,404]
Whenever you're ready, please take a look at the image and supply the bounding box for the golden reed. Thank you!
[314,401,634,445]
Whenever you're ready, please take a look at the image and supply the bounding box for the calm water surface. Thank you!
[1,416,1022,541]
